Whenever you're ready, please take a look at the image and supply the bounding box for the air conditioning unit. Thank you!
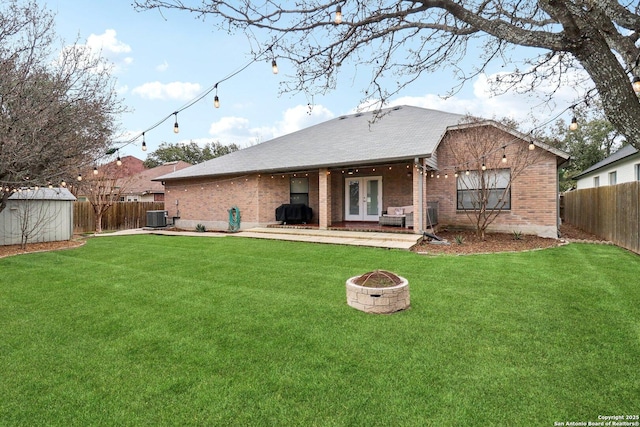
[146,210,167,228]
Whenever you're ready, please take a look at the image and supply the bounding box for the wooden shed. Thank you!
[0,188,76,246]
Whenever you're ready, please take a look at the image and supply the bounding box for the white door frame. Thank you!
[344,176,382,221]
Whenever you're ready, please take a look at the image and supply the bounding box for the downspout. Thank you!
[416,157,424,234]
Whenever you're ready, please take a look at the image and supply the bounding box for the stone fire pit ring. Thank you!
[346,271,410,314]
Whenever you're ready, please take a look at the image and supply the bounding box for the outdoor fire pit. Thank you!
[346,270,410,314]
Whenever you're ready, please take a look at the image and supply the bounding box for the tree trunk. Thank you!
[95,212,103,234]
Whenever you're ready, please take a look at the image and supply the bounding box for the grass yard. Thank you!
[1,235,639,426]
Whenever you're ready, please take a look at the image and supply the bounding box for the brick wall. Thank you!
[165,172,322,230]
[427,127,559,237]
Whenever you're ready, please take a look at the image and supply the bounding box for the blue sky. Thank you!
[51,1,583,159]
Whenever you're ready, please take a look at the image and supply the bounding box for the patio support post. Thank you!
[413,159,423,234]
[319,168,332,230]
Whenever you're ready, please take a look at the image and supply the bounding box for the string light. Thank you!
[116,151,122,166]
[93,165,98,175]
[272,59,279,74]
[502,147,507,163]
[569,116,578,131]
[173,113,180,134]
[141,133,147,151]
[334,5,343,24]
[77,173,82,181]
[528,142,536,150]
[632,76,640,93]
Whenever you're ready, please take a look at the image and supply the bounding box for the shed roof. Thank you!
[8,187,76,201]
[157,105,467,181]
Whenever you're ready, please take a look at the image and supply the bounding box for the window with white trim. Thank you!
[635,164,640,181]
[457,169,511,210]
[609,171,617,185]
[593,176,600,187]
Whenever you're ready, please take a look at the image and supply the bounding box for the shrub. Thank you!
[195,224,206,232]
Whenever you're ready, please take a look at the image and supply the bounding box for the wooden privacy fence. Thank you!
[563,182,640,254]
[74,202,165,233]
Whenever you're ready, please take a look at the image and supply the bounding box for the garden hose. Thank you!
[228,206,241,232]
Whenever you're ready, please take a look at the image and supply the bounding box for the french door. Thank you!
[344,176,382,221]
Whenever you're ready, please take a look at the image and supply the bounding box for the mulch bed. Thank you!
[0,239,85,259]
[412,223,605,255]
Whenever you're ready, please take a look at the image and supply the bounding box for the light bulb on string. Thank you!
[502,147,507,163]
[632,76,640,93]
[334,5,342,24]
[142,132,147,151]
[61,179,67,187]
[77,173,82,181]
[93,165,98,175]
[214,84,220,108]
[569,117,578,131]
[271,59,278,74]
[116,151,122,166]
[173,113,179,134]
[481,160,487,171]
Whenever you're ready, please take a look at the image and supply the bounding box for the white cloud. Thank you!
[86,29,132,54]
[274,104,335,137]
[156,61,169,72]
[209,116,250,134]
[206,104,335,147]
[132,81,202,100]
[63,29,133,74]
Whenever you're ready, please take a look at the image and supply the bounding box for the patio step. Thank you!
[238,227,422,249]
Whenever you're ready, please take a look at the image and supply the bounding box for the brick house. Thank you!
[120,161,192,202]
[156,105,569,238]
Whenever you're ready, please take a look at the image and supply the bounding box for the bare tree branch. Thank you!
[133,0,640,149]
[0,0,125,214]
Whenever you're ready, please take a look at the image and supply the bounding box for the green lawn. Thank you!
[1,236,639,426]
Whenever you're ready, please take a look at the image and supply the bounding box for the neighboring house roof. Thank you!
[111,155,146,177]
[574,144,639,179]
[8,187,76,201]
[156,105,569,182]
[123,161,191,195]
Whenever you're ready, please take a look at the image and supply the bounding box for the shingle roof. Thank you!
[122,161,192,195]
[574,144,639,179]
[156,105,467,181]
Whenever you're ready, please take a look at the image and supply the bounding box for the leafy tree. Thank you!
[134,1,640,150]
[0,0,123,213]
[143,141,240,168]
[545,105,623,190]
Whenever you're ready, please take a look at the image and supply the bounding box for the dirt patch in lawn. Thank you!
[412,223,605,255]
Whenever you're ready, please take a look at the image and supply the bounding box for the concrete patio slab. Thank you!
[94,227,421,250]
